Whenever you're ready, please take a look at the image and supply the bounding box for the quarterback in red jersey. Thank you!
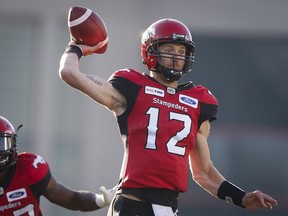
[109,69,217,194]
[0,116,115,215]
[59,18,278,215]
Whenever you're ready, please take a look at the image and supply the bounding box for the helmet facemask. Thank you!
[147,39,195,81]
[0,133,18,171]
[0,117,22,171]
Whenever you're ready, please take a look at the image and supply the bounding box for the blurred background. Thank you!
[0,0,287,215]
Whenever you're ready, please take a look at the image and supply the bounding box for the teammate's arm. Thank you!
[43,175,114,211]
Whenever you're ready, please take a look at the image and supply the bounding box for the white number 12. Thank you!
[145,107,191,156]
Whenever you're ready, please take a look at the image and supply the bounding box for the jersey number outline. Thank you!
[145,107,191,156]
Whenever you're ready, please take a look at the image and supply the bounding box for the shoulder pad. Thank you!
[18,152,50,183]
[194,85,218,105]
[109,68,145,82]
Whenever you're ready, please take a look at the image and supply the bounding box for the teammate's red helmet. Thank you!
[141,18,196,81]
[0,116,19,170]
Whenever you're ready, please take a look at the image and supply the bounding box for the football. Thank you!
[68,6,108,54]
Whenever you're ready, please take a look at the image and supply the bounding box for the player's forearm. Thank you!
[64,191,100,211]
[59,48,82,85]
[193,165,225,197]
[193,166,248,208]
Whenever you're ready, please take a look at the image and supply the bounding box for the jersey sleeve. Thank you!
[108,69,142,99]
[108,69,142,112]
[19,152,52,195]
[108,69,143,135]
[197,86,219,127]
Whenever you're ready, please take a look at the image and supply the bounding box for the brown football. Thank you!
[68,6,108,54]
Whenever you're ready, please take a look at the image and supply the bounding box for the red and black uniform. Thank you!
[0,152,51,216]
[109,69,218,209]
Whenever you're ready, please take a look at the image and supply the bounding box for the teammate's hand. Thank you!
[95,185,117,208]
[242,190,278,210]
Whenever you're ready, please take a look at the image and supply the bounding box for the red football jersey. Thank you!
[109,69,218,192]
[0,152,51,216]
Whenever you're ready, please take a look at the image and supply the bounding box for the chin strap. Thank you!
[155,64,182,82]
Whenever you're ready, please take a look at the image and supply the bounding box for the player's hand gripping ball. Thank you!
[68,6,108,54]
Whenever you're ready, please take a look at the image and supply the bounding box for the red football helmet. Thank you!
[141,18,195,81]
[0,116,20,170]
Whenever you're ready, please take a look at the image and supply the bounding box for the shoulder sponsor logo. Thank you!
[145,86,164,97]
[179,94,198,108]
[6,188,27,202]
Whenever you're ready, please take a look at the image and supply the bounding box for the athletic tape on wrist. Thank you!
[217,181,246,208]
[65,45,83,59]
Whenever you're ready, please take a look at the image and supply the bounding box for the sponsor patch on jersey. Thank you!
[145,86,164,97]
[179,94,198,108]
[6,188,27,202]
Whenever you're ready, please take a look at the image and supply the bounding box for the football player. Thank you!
[59,18,278,215]
[0,116,116,215]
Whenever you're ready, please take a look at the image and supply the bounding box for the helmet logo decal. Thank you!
[172,33,188,41]
[32,155,46,168]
